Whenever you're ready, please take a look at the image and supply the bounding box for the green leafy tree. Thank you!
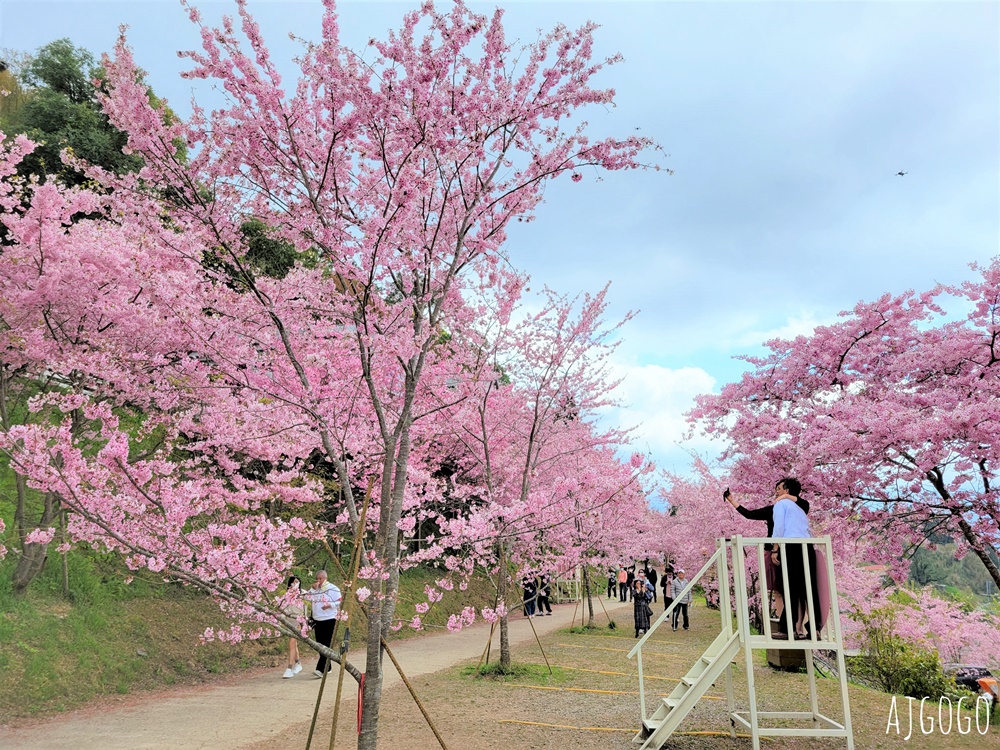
[848,606,967,699]
[1,39,182,186]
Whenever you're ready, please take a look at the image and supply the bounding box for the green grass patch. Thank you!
[460,661,568,684]
[566,622,621,636]
[0,547,280,720]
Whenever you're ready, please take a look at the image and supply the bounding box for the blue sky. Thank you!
[2,1,998,474]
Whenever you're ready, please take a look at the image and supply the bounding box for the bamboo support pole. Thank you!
[305,623,337,750]
[595,587,614,626]
[525,607,553,675]
[476,583,502,673]
[381,637,450,750]
[325,477,374,750]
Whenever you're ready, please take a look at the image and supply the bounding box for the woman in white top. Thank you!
[769,478,819,639]
[282,575,304,678]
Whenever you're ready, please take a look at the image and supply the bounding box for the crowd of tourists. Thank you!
[608,558,692,638]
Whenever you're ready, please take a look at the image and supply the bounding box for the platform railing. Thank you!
[730,536,838,647]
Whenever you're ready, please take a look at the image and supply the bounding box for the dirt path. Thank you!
[2,598,633,749]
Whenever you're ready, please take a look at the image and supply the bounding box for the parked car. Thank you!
[945,665,999,703]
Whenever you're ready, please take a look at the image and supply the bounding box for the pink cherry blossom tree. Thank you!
[436,284,653,666]
[658,458,1000,657]
[1,1,658,746]
[690,259,1000,592]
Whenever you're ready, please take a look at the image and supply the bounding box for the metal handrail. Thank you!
[627,544,727,723]
[627,545,724,659]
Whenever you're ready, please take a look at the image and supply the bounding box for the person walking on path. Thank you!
[670,569,692,631]
[617,566,628,602]
[608,567,617,599]
[281,575,304,679]
[522,575,537,617]
[632,579,653,638]
[305,570,341,677]
[646,564,658,603]
[661,570,674,612]
[537,574,553,615]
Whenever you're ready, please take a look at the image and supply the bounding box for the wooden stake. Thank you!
[476,583,502,673]
[326,477,374,750]
[595,587,614,625]
[525,610,553,675]
[381,637,450,750]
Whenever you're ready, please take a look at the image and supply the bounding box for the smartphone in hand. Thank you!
[723,488,731,502]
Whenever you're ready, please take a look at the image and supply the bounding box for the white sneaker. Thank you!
[313,669,324,678]
[282,668,295,679]
[292,663,302,675]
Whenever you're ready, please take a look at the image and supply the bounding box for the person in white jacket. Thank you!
[306,570,341,676]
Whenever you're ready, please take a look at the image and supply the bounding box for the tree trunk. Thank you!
[926,470,1000,592]
[13,472,26,541]
[955,514,1000,591]
[12,491,57,594]
[358,603,385,750]
[12,542,49,593]
[60,510,70,598]
[358,396,415,750]
[582,566,594,627]
[498,545,511,671]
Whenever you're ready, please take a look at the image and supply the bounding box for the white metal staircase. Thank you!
[627,536,854,750]
[634,630,741,749]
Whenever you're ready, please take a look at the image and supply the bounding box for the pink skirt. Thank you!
[764,552,779,591]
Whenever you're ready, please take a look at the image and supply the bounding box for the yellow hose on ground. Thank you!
[502,683,724,700]
[558,643,677,657]
[497,719,767,739]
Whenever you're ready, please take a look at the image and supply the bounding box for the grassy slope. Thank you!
[0,550,495,721]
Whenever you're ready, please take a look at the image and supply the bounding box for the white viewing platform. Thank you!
[627,535,854,750]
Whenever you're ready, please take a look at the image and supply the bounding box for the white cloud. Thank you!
[731,312,836,349]
[604,362,717,459]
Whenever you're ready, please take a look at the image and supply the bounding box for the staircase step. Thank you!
[637,631,742,749]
